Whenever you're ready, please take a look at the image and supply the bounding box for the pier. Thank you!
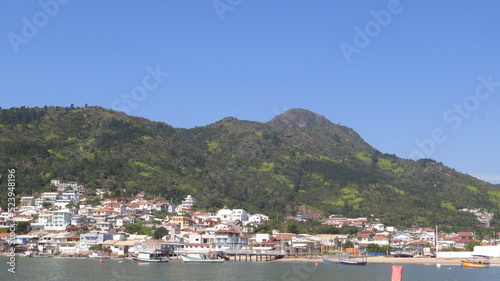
[174,250,286,262]
[225,250,285,261]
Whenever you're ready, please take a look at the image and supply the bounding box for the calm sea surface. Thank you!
[1,256,498,281]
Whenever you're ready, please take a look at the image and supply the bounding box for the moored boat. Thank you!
[88,252,110,259]
[392,250,415,258]
[461,255,491,268]
[323,252,350,264]
[339,255,367,266]
[133,252,169,263]
[180,253,225,263]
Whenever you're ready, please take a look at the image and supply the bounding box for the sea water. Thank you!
[1,256,498,281]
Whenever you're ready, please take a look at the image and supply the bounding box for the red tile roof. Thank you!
[215,230,239,234]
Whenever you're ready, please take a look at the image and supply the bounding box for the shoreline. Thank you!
[274,256,500,265]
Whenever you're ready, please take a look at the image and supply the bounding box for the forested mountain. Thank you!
[1,106,499,229]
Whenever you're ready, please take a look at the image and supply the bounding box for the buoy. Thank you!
[391,265,403,281]
[436,264,441,268]
[99,259,104,263]
[315,262,318,266]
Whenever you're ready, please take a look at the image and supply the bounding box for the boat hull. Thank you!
[133,257,169,263]
[133,252,169,263]
[339,258,367,266]
[180,254,225,263]
[461,261,489,268]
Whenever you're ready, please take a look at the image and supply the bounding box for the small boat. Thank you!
[32,253,51,258]
[88,252,110,259]
[180,253,225,263]
[339,255,367,266]
[323,252,350,264]
[461,255,491,268]
[392,250,415,258]
[133,252,169,263]
[19,251,34,257]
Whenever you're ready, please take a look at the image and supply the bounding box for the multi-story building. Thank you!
[32,210,72,231]
[214,230,247,250]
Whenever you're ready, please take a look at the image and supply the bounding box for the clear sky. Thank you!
[1,0,499,184]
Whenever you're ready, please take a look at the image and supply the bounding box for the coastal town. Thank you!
[1,179,499,261]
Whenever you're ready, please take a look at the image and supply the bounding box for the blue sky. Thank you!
[1,0,499,184]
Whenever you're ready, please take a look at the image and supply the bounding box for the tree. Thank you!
[366,244,386,253]
[339,224,360,235]
[155,211,167,219]
[15,221,31,234]
[153,227,169,239]
[89,244,103,252]
[465,241,481,252]
[42,202,52,209]
[343,240,354,249]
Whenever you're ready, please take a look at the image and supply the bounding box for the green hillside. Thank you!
[1,106,499,230]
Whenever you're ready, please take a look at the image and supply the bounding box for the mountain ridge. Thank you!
[1,105,499,230]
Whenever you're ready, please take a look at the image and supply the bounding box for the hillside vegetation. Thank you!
[1,106,499,230]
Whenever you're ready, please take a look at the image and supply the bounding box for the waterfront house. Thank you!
[255,233,271,244]
[60,235,80,256]
[101,239,138,256]
[183,243,212,252]
[135,239,171,255]
[317,234,341,249]
[273,233,296,246]
[0,232,11,244]
[215,230,246,251]
[79,232,113,251]
[291,234,320,251]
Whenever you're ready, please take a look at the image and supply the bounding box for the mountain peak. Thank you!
[268,108,331,128]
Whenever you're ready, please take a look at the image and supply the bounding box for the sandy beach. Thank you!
[274,256,500,265]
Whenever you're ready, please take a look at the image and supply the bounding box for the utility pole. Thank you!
[435,225,439,258]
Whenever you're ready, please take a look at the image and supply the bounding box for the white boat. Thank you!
[180,253,225,263]
[133,252,169,263]
[88,252,110,259]
[392,250,415,258]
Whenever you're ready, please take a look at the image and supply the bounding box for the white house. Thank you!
[216,206,234,222]
[231,209,249,222]
[255,233,271,244]
[245,214,269,225]
[41,192,59,201]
